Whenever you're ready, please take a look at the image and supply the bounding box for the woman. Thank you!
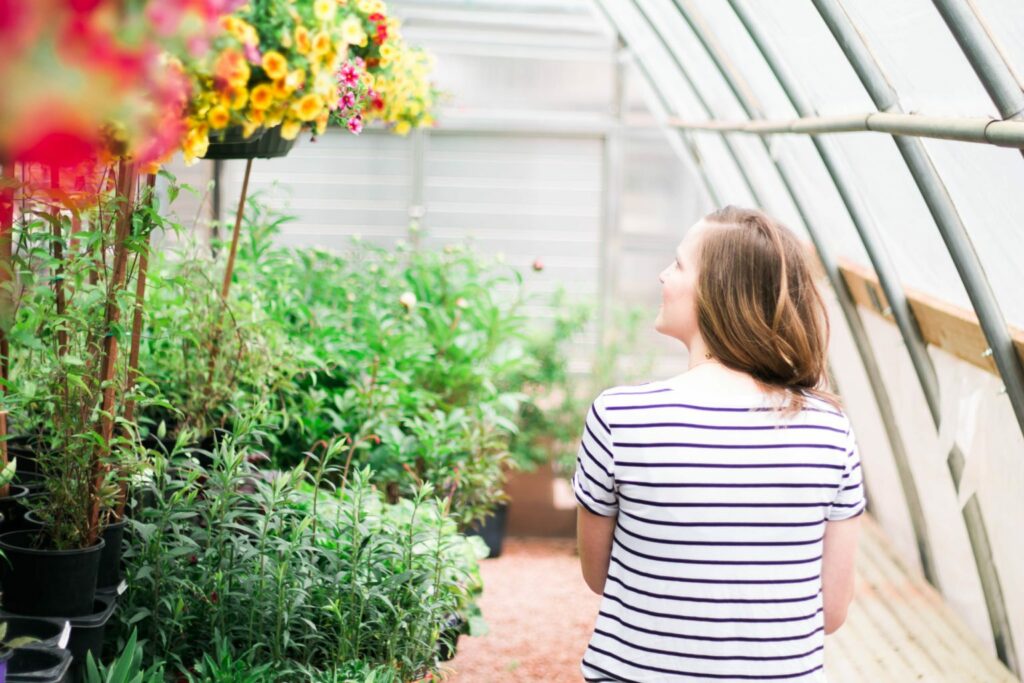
[574,206,865,682]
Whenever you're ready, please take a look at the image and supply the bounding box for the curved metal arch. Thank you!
[668,0,940,595]
[809,0,1020,672]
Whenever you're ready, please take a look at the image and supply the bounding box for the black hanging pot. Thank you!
[0,530,104,618]
[0,615,70,651]
[201,124,297,160]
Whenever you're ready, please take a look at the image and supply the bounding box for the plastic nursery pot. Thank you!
[21,513,126,590]
[95,517,128,589]
[5,647,72,683]
[0,530,104,618]
[437,613,466,662]
[466,502,509,559]
[0,487,29,534]
[200,124,296,160]
[65,594,117,673]
[0,615,70,651]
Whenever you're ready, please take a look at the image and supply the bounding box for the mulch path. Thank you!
[441,537,601,682]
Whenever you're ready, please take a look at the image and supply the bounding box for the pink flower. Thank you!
[243,42,261,65]
[339,91,356,110]
[339,64,359,87]
[532,258,544,272]
[347,114,363,134]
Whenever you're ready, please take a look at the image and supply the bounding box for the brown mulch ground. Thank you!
[441,537,601,683]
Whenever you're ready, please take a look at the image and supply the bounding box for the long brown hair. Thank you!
[697,206,836,412]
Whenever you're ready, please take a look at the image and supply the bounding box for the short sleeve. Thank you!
[829,426,867,521]
[572,397,618,517]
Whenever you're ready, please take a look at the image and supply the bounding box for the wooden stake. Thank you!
[206,157,252,386]
[88,160,137,543]
[116,174,155,519]
[51,166,67,357]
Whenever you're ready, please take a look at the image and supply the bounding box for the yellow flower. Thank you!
[358,0,383,14]
[250,84,274,110]
[262,51,288,80]
[295,26,311,54]
[242,119,262,138]
[280,119,302,140]
[314,71,334,98]
[380,43,396,60]
[394,120,411,136]
[265,109,284,128]
[249,108,266,125]
[207,105,231,129]
[315,111,329,135]
[272,78,293,99]
[314,0,335,21]
[341,15,367,47]
[286,69,306,91]
[232,88,249,109]
[312,30,331,56]
[183,124,210,164]
[293,93,324,121]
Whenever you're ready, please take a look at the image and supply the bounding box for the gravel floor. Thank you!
[442,537,600,683]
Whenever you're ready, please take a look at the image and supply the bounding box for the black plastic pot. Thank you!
[20,512,125,589]
[200,124,296,160]
[5,647,71,683]
[0,531,104,617]
[66,594,116,671]
[466,502,509,559]
[0,647,11,682]
[0,616,70,651]
[0,486,29,534]
[437,613,465,661]
[96,518,127,589]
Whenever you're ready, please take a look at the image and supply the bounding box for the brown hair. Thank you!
[697,206,837,413]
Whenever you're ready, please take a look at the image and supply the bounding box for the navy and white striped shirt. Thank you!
[573,379,867,682]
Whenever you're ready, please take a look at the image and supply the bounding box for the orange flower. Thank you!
[215,49,250,90]
[293,94,324,121]
[261,51,288,80]
[250,84,273,110]
[295,27,312,54]
[207,105,230,129]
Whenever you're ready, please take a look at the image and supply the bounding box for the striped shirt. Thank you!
[573,380,867,682]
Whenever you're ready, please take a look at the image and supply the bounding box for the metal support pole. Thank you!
[811,0,1020,671]
[631,1,767,209]
[930,0,1024,122]
[671,0,939,590]
[598,39,627,350]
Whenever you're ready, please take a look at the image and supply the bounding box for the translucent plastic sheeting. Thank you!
[736,0,875,116]
[416,50,615,113]
[620,131,705,238]
[771,135,872,267]
[841,0,999,118]
[931,346,1024,669]
[821,133,972,311]
[970,0,1024,92]
[685,0,798,118]
[822,289,923,579]
[919,138,1024,328]
[634,0,749,120]
[857,313,995,654]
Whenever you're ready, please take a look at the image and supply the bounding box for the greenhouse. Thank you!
[1,0,1023,680]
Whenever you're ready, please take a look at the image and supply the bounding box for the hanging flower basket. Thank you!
[200,125,296,160]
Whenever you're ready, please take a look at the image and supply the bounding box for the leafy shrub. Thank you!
[117,421,486,680]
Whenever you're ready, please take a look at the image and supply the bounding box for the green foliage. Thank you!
[84,629,165,683]
[117,420,485,680]
[229,201,546,525]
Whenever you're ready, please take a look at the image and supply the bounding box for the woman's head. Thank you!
[656,206,831,400]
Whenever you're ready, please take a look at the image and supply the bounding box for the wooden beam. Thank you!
[836,259,1024,376]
